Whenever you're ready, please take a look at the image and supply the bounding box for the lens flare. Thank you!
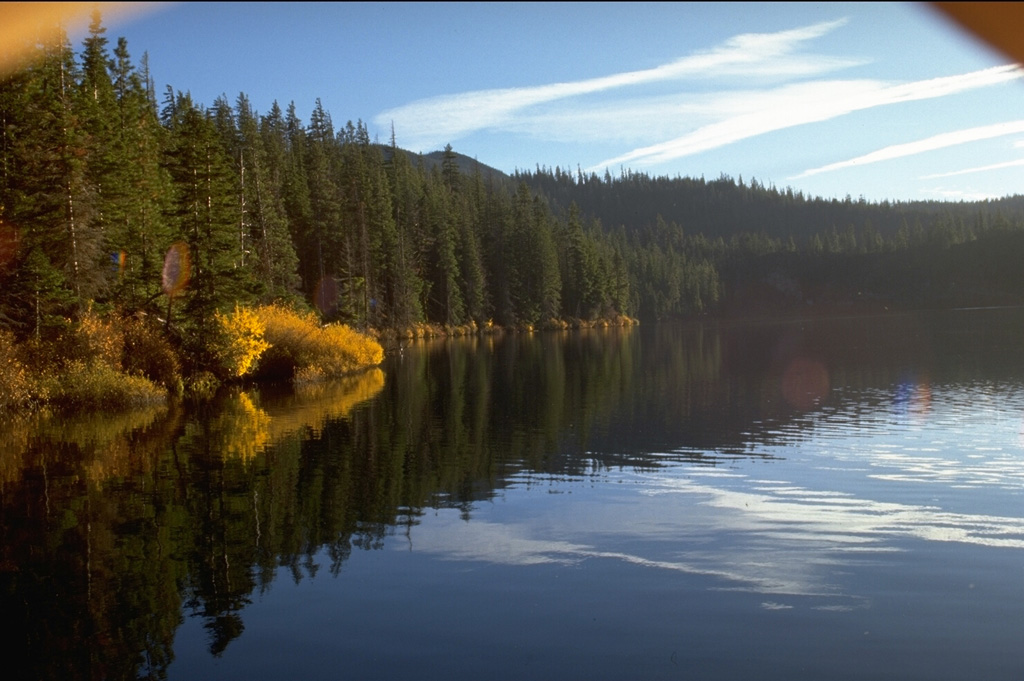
[0,221,19,269]
[111,250,128,276]
[780,357,830,411]
[894,377,932,422]
[314,276,338,316]
[161,242,190,296]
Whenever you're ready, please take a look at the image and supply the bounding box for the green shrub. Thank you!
[39,360,166,411]
[122,316,181,390]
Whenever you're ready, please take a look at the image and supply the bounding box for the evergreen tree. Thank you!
[356,141,400,327]
[250,98,301,303]
[106,36,171,312]
[421,167,465,325]
[162,93,254,366]
[280,101,314,298]
[0,28,100,332]
[77,11,118,297]
[456,170,488,324]
[532,195,561,322]
[382,141,425,327]
[303,99,345,317]
[558,202,599,319]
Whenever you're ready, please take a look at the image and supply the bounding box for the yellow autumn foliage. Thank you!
[0,330,31,412]
[214,304,271,377]
[71,308,124,370]
[256,304,383,381]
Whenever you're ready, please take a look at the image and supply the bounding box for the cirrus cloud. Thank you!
[376,19,858,152]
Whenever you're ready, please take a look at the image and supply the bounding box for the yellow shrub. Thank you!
[0,330,31,411]
[314,323,385,375]
[75,310,123,370]
[214,304,271,378]
[257,304,319,358]
[255,304,383,382]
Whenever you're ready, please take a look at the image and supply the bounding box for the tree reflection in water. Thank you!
[5,312,1024,679]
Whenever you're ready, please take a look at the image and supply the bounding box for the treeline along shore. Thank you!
[4,12,1024,412]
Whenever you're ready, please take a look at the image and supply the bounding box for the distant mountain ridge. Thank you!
[387,144,1024,245]
[377,145,513,187]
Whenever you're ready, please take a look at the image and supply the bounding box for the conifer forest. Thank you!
[5,15,1024,406]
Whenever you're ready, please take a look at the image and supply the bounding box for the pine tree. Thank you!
[337,120,374,325]
[456,171,488,324]
[558,202,599,319]
[421,167,465,325]
[0,27,100,332]
[280,101,314,298]
[302,100,345,317]
[162,93,254,367]
[532,195,561,322]
[480,181,514,325]
[382,141,425,328]
[357,141,400,327]
[78,13,121,302]
[248,98,301,303]
[106,36,171,312]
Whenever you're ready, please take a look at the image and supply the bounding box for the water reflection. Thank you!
[4,310,1024,679]
[0,373,386,680]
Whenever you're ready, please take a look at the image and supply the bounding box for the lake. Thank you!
[4,308,1024,680]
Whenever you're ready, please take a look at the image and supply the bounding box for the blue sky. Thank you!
[71,2,1024,203]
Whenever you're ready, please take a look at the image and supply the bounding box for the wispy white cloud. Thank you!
[376,19,857,151]
[374,13,1024,199]
[921,156,1024,178]
[795,118,1024,178]
[594,65,1024,172]
[503,81,874,146]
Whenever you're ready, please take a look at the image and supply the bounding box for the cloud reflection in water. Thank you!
[404,380,1024,611]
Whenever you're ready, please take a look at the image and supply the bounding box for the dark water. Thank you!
[5,309,1024,680]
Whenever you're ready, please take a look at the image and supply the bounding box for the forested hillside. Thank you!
[514,167,1024,317]
[4,12,1024,364]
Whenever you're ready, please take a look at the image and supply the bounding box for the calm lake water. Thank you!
[5,308,1024,680]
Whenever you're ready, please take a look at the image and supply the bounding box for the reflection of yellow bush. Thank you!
[201,372,383,462]
[40,404,168,450]
[218,391,270,462]
[0,404,168,486]
[260,368,385,442]
[0,369,384,482]
[256,304,384,382]
[0,412,34,485]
